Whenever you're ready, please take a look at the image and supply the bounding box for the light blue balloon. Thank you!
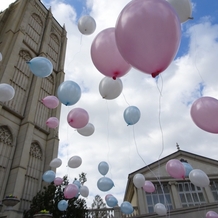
[27,57,53,78]
[106,196,118,207]
[57,80,81,106]
[182,162,193,177]
[123,106,141,125]
[97,177,114,192]
[58,200,68,211]
[121,201,134,215]
[42,170,56,183]
[98,161,109,176]
[73,180,81,189]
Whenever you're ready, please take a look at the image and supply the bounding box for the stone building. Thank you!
[0,0,67,217]
[124,149,218,218]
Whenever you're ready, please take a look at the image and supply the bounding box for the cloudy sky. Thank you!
[1,0,218,208]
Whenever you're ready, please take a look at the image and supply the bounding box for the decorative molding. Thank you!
[29,142,42,159]
[0,126,12,145]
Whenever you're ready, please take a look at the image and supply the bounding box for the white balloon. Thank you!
[78,15,96,35]
[133,173,145,188]
[99,77,123,100]
[68,156,82,168]
[166,0,192,23]
[49,158,62,168]
[77,123,95,136]
[189,169,210,187]
[0,53,2,61]
[154,203,167,216]
[0,83,15,102]
[80,185,89,197]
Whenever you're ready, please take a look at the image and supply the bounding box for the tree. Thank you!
[23,173,87,218]
[90,195,107,218]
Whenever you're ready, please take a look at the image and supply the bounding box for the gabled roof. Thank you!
[124,149,218,201]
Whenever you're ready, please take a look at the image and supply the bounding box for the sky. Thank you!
[1,0,218,209]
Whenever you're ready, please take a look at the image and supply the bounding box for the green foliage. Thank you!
[23,174,87,218]
[91,195,107,218]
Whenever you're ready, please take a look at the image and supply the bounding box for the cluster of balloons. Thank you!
[166,159,210,188]
[97,161,114,192]
[123,106,141,126]
[133,173,155,193]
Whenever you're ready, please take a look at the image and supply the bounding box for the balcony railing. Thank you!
[85,206,139,218]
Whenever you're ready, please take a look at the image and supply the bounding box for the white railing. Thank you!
[86,206,139,218]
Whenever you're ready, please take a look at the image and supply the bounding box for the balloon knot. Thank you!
[113,72,119,80]
[112,76,116,80]
[151,71,161,78]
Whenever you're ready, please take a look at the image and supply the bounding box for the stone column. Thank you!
[168,181,182,208]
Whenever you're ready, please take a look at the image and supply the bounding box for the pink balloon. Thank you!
[206,211,218,218]
[46,117,59,128]
[166,159,185,179]
[91,28,131,79]
[67,108,89,129]
[42,95,59,109]
[190,96,218,134]
[143,181,155,193]
[115,0,181,77]
[64,184,79,199]
[54,177,63,186]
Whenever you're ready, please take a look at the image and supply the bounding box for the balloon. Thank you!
[58,200,68,211]
[189,169,210,188]
[206,211,218,218]
[166,0,192,23]
[98,161,109,176]
[133,173,145,188]
[64,184,79,199]
[123,106,141,125]
[49,158,62,168]
[181,162,193,177]
[190,96,218,134]
[0,83,15,102]
[99,77,123,100]
[105,194,113,201]
[42,170,56,183]
[27,57,53,77]
[106,196,118,207]
[115,0,181,77]
[97,177,114,192]
[166,159,185,179]
[143,181,155,193]
[54,177,63,186]
[80,185,89,197]
[120,201,134,215]
[73,180,81,189]
[57,80,81,106]
[42,95,59,109]
[46,117,59,128]
[154,203,167,216]
[68,156,82,168]
[91,27,131,79]
[0,52,2,61]
[67,108,89,129]
[77,123,95,136]
[78,15,96,35]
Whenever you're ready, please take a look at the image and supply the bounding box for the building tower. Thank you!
[0,0,67,217]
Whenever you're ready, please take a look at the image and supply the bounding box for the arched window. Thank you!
[5,50,32,115]
[20,142,43,211]
[0,126,13,196]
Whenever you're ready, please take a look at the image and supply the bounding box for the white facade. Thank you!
[124,150,218,218]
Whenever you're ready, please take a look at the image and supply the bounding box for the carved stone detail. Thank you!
[0,126,12,145]
[29,142,42,159]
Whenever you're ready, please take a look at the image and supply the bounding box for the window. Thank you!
[177,182,206,207]
[210,181,218,201]
[146,183,173,213]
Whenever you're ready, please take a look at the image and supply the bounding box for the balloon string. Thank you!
[122,92,130,106]
[105,100,113,180]
[132,125,171,217]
